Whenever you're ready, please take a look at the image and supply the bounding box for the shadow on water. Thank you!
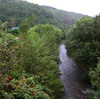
[59,44,88,99]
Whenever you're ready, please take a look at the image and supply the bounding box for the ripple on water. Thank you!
[59,44,87,99]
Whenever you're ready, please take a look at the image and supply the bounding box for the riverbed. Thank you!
[59,44,87,99]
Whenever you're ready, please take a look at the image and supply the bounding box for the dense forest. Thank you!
[43,6,84,27]
[0,0,84,28]
[0,23,64,99]
[65,16,100,99]
[0,0,100,99]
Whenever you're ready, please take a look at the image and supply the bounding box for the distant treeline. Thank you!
[0,0,84,28]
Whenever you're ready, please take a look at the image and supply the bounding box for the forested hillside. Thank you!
[43,6,84,28]
[0,0,84,28]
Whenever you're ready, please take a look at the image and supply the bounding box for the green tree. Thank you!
[0,33,21,75]
[0,24,64,98]
[87,60,100,99]
[28,13,37,27]
[17,25,64,98]
[19,18,30,33]
[65,16,100,79]
[0,20,2,25]
[0,20,3,33]
[9,17,16,28]
[28,24,62,55]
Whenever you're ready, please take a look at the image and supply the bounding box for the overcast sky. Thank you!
[25,0,100,16]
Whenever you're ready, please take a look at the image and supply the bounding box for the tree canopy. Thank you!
[0,0,84,28]
[65,16,100,99]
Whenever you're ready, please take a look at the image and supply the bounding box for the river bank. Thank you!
[59,44,88,99]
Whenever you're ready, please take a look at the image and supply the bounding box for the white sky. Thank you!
[25,0,100,16]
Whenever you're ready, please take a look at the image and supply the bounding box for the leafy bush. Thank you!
[0,73,52,99]
[11,29,20,35]
[0,33,21,75]
[28,24,63,62]
[28,24,62,46]
[6,28,20,35]
[0,24,64,98]
[17,27,64,98]
[86,60,100,99]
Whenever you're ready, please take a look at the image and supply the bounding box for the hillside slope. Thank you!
[0,0,85,28]
[43,6,85,27]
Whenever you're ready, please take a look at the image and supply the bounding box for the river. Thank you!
[59,44,87,99]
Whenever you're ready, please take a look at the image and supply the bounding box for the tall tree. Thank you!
[19,18,30,33]
[9,17,15,27]
[28,13,37,27]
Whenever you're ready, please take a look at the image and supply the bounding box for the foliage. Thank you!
[0,20,3,33]
[86,60,100,99]
[65,16,100,79]
[9,17,16,28]
[0,24,64,98]
[6,29,20,35]
[28,14,37,27]
[17,25,64,97]
[65,15,100,99]
[89,61,100,89]
[0,73,52,99]
[28,24,63,55]
[43,6,84,27]
[0,33,21,75]
[19,18,30,33]
[11,29,20,35]
[0,0,84,28]
[0,21,8,32]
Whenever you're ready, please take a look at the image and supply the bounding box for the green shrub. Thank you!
[0,33,21,75]
[17,30,64,98]
[0,73,52,99]
[0,24,64,98]
[86,60,100,99]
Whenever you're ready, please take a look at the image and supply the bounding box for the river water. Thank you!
[59,44,87,99]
